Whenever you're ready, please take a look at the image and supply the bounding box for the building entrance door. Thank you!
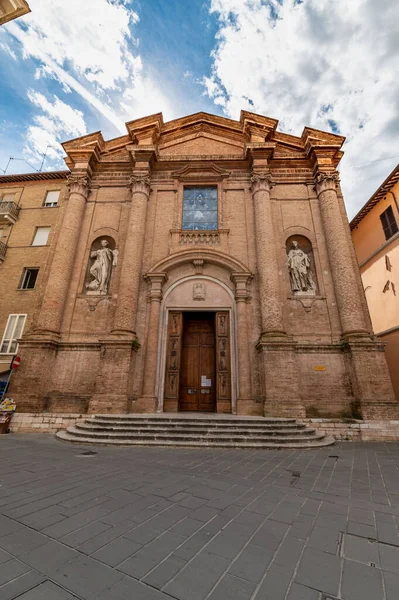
[163,310,232,413]
[180,312,216,412]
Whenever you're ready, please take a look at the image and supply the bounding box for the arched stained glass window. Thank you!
[182,187,218,230]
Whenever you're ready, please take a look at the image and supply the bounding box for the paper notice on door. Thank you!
[201,375,211,387]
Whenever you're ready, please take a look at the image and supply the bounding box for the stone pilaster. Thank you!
[133,273,167,413]
[251,172,285,338]
[315,171,369,337]
[231,273,261,415]
[112,174,151,335]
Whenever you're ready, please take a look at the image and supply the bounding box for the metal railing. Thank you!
[0,240,7,261]
[0,201,21,223]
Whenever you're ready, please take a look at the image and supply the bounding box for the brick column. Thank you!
[251,173,285,337]
[112,174,151,335]
[251,172,304,418]
[315,171,369,337]
[134,273,167,413]
[231,273,261,415]
[36,173,90,334]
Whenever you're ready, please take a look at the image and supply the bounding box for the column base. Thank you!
[263,402,306,419]
[236,398,263,416]
[132,396,158,413]
[88,394,129,414]
[257,337,304,419]
[344,338,398,419]
[361,402,399,420]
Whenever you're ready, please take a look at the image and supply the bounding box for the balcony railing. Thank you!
[0,241,7,262]
[0,201,21,225]
[169,229,230,253]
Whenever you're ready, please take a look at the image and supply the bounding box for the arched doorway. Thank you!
[157,276,237,414]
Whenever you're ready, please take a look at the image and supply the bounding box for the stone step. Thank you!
[56,429,335,449]
[81,420,307,432]
[86,418,303,429]
[91,415,297,425]
[63,426,325,443]
[57,413,334,449]
[75,422,314,437]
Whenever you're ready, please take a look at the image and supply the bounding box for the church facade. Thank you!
[3,111,398,420]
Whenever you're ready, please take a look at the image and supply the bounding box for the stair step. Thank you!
[75,424,314,437]
[56,429,335,449]
[92,415,297,424]
[56,413,334,449]
[78,422,307,432]
[65,426,324,443]
[86,419,303,430]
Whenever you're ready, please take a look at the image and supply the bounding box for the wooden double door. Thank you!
[164,311,231,413]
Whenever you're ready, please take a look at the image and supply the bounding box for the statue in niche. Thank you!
[287,240,316,295]
[86,239,118,295]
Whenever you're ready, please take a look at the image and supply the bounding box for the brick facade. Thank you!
[1,110,398,420]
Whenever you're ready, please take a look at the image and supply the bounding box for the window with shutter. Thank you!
[19,268,39,290]
[0,314,26,354]
[44,191,60,207]
[31,227,50,246]
[380,206,398,241]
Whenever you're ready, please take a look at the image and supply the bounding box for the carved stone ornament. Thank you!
[86,239,118,296]
[67,174,90,197]
[130,174,151,195]
[314,170,340,192]
[250,172,273,193]
[193,282,206,301]
[193,259,205,274]
[85,296,107,312]
[287,240,316,296]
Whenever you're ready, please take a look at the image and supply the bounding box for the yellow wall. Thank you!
[0,179,66,370]
[361,237,399,333]
[351,179,399,264]
[352,177,399,400]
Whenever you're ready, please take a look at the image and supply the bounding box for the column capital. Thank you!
[314,170,340,194]
[66,173,91,199]
[251,171,273,194]
[231,272,253,302]
[130,173,151,198]
[144,272,168,302]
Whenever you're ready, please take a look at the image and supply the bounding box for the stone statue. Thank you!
[287,241,316,294]
[86,240,118,295]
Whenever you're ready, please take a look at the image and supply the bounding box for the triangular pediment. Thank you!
[171,163,231,181]
[159,130,244,158]
[61,110,345,170]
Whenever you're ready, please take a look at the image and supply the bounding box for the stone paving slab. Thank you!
[0,434,398,599]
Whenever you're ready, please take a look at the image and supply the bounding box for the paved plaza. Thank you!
[0,436,399,599]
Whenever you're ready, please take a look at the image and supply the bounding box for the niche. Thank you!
[286,235,318,296]
[84,236,118,296]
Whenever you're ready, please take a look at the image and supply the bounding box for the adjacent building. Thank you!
[0,0,30,25]
[0,111,397,421]
[351,164,399,401]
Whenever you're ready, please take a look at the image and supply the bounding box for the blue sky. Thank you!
[0,0,398,218]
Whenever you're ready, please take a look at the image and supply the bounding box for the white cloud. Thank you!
[24,91,87,167]
[205,0,399,217]
[4,0,176,138]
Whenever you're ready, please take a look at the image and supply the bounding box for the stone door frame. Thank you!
[155,275,238,414]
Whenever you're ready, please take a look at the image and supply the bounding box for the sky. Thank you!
[0,0,398,219]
